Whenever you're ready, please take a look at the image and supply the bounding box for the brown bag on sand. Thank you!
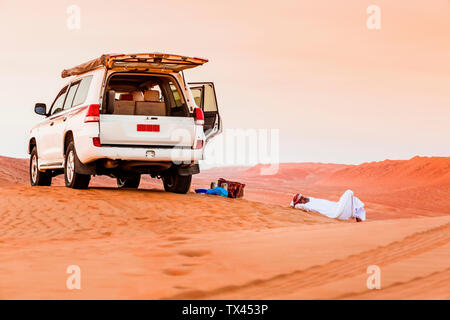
[218,178,245,199]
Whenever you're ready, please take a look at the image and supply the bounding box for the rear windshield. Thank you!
[103,73,188,117]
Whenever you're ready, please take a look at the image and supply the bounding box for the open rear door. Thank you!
[109,54,208,72]
[62,53,208,78]
[189,82,222,141]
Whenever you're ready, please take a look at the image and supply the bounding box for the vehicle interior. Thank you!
[103,74,189,117]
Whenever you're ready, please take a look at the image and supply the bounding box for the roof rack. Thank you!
[61,53,208,78]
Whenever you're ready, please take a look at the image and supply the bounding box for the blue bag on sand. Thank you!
[195,187,228,197]
[206,187,228,197]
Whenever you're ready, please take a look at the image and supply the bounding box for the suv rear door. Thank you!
[107,54,208,73]
[188,82,222,141]
[99,74,196,148]
[99,115,196,147]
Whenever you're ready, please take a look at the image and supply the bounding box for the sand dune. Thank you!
[319,156,450,189]
[0,156,448,299]
[0,156,28,186]
[196,157,450,219]
[244,162,351,181]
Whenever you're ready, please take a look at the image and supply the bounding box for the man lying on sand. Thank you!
[290,190,366,222]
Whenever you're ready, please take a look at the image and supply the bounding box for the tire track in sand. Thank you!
[334,267,450,300]
[165,222,450,299]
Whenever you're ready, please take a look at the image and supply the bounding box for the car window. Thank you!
[190,87,202,108]
[169,82,183,107]
[63,82,80,110]
[72,76,93,107]
[189,83,218,112]
[203,84,218,112]
[50,86,68,115]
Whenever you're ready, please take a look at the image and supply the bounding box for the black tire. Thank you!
[162,170,192,194]
[29,147,52,186]
[64,141,91,189]
[117,174,141,189]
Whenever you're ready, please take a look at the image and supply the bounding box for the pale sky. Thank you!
[0,0,449,164]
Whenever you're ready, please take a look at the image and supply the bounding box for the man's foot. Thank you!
[292,193,301,206]
[356,217,362,222]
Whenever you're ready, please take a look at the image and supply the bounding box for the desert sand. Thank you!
[0,156,448,299]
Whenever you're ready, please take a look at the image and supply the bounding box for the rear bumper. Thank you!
[76,136,204,164]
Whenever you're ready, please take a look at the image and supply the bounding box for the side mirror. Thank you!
[34,103,47,116]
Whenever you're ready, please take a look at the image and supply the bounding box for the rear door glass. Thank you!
[189,83,218,112]
[203,84,218,112]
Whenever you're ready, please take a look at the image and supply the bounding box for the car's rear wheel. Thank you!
[162,170,192,194]
[117,174,141,189]
[64,141,90,189]
[29,147,52,186]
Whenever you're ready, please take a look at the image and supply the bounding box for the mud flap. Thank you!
[74,152,97,175]
[177,163,200,176]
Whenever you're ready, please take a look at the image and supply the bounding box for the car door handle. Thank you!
[49,122,54,126]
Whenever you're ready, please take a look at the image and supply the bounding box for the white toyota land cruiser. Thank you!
[29,53,221,193]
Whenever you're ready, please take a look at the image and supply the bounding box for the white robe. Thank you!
[291,190,366,221]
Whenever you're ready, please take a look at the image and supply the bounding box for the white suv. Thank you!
[29,53,221,193]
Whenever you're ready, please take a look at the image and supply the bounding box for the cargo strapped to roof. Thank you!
[61,53,208,78]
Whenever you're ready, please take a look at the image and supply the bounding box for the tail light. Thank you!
[195,107,204,125]
[84,104,100,123]
[92,137,101,147]
[195,140,204,149]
